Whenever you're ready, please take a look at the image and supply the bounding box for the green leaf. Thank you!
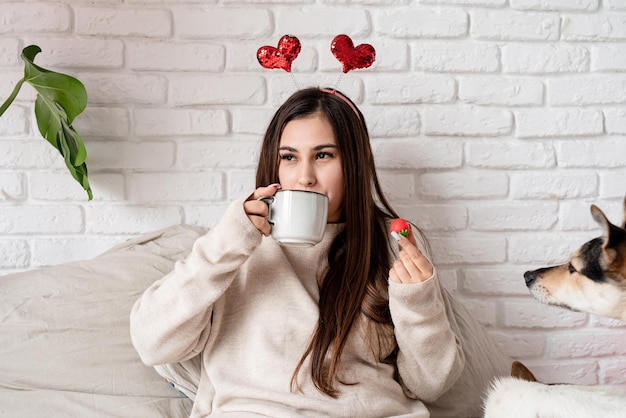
[19,45,92,200]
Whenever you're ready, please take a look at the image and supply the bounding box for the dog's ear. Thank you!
[511,361,538,382]
[591,204,626,252]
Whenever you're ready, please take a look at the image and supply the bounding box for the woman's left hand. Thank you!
[389,233,434,284]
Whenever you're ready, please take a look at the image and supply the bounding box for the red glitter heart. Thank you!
[330,34,376,73]
[257,35,301,73]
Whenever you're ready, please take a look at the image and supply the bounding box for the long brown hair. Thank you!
[256,87,399,397]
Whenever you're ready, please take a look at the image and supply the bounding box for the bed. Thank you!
[0,224,511,417]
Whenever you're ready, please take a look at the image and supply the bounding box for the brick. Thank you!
[73,107,130,137]
[510,171,598,199]
[0,38,20,66]
[178,140,260,169]
[21,38,123,69]
[600,169,626,198]
[364,106,420,137]
[0,3,70,33]
[30,172,123,201]
[424,106,512,136]
[375,8,467,38]
[0,239,29,268]
[85,205,182,234]
[227,170,255,200]
[563,14,626,41]
[510,0,598,11]
[557,139,626,168]
[412,41,499,72]
[175,8,271,39]
[32,236,126,267]
[459,77,544,106]
[0,140,63,169]
[185,204,231,229]
[128,172,224,202]
[366,74,456,104]
[86,141,175,170]
[508,233,595,264]
[127,41,224,72]
[605,0,626,10]
[462,268,529,295]
[0,104,28,136]
[421,0,505,5]
[604,108,626,134]
[591,44,626,71]
[133,108,229,136]
[601,358,626,384]
[559,200,617,231]
[0,205,83,233]
[456,297,498,326]
[364,39,409,71]
[278,9,370,38]
[79,73,168,105]
[232,108,275,135]
[430,236,507,264]
[548,330,626,358]
[0,172,24,200]
[468,201,558,231]
[489,331,547,358]
[467,141,555,168]
[471,10,559,41]
[418,171,508,198]
[502,298,588,328]
[171,75,265,106]
[76,7,172,37]
[0,71,36,103]
[377,172,416,201]
[521,360,598,385]
[515,108,603,138]
[392,203,468,231]
[502,43,589,73]
[548,76,626,105]
[374,139,463,170]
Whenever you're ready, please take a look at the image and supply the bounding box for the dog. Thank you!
[524,197,626,322]
[483,198,626,417]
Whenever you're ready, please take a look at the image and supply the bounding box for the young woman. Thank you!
[130,88,468,417]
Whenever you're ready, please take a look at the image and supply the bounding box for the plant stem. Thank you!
[0,78,25,117]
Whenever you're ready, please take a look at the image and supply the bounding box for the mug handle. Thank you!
[257,196,275,225]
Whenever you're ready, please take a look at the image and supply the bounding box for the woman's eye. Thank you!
[316,152,333,159]
[279,153,295,161]
[568,263,576,274]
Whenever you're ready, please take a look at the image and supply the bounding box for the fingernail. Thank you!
[271,183,281,189]
[391,231,402,242]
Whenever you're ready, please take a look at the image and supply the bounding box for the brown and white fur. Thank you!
[483,198,626,417]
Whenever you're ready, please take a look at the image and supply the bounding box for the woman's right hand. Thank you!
[243,183,281,236]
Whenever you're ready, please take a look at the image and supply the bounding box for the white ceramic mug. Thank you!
[258,190,329,247]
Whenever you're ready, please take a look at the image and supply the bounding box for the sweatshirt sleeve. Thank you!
[129,197,262,366]
[388,230,465,403]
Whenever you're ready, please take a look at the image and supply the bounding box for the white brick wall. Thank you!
[0,0,624,386]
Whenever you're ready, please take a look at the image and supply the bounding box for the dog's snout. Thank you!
[524,270,537,286]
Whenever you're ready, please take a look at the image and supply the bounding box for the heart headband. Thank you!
[257,34,376,74]
[257,35,375,121]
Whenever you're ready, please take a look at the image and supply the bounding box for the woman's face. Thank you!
[278,112,344,223]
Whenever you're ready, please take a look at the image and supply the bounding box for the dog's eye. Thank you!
[568,263,577,274]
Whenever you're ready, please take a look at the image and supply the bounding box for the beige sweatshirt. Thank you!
[130,198,464,418]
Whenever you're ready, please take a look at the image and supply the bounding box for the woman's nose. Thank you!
[297,163,316,187]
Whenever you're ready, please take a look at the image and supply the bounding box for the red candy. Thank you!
[390,218,411,239]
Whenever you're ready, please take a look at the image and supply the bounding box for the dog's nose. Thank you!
[524,270,537,286]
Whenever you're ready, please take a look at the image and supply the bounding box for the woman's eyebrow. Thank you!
[278,144,337,152]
